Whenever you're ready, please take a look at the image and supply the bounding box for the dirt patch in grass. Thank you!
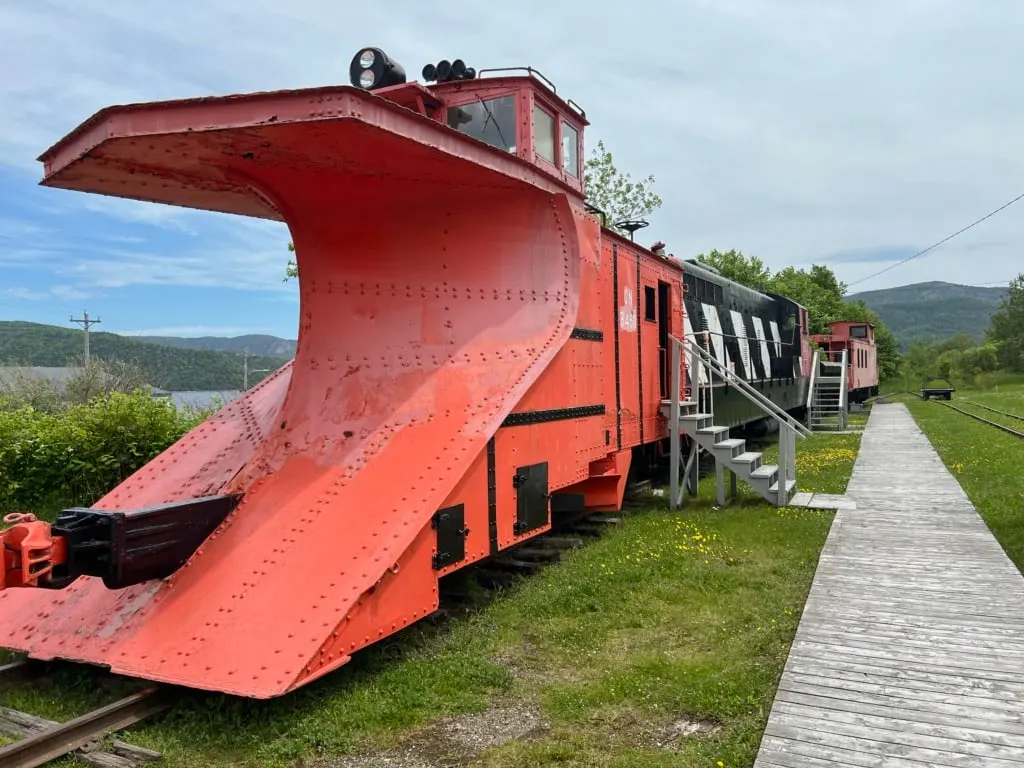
[328,701,547,767]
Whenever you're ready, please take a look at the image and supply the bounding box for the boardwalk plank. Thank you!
[754,402,1024,767]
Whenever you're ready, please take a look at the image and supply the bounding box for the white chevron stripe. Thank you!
[729,309,751,380]
[701,303,727,370]
[752,316,771,379]
[682,308,706,386]
[769,320,782,356]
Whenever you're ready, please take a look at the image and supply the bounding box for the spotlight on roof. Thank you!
[349,47,407,91]
[420,58,477,83]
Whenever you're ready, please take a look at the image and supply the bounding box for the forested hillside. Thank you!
[134,333,295,358]
[850,281,1007,347]
[0,321,286,390]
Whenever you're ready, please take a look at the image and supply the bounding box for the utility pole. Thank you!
[242,349,270,391]
[69,310,101,364]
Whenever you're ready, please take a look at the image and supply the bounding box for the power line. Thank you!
[846,190,1024,289]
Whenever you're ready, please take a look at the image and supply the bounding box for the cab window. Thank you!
[562,120,579,177]
[447,95,517,152]
[534,104,556,163]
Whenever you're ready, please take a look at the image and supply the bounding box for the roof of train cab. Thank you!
[672,257,809,314]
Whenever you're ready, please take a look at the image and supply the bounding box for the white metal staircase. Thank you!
[806,348,848,431]
[662,334,811,508]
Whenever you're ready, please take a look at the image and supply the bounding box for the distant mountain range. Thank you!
[0,280,1005,386]
[850,280,1008,348]
[0,321,288,391]
[133,333,296,358]
[127,280,1007,355]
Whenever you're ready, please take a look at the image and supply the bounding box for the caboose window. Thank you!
[562,121,579,177]
[644,285,656,321]
[533,104,556,162]
[447,95,517,152]
[850,325,867,338]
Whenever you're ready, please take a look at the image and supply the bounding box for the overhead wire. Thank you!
[846,191,1024,288]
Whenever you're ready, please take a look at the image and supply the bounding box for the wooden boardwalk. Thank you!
[755,402,1024,767]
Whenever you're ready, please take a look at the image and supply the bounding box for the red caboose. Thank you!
[811,320,879,404]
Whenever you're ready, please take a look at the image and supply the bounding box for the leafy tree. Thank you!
[903,342,934,378]
[930,332,977,357]
[695,249,771,289]
[987,272,1024,371]
[583,139,662,234]
[766,266,847,335]
[285,241,298,281]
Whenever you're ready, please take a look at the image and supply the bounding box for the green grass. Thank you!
[2,430,860,768]
[902,388,1024,572]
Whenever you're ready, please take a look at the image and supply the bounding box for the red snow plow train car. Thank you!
[0,47,876,698]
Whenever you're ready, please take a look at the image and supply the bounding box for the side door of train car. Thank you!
[612,242,679,450]
[639,256,680,444]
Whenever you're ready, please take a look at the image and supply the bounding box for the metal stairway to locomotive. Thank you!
[661,334,811,508]
[806,348,849,432]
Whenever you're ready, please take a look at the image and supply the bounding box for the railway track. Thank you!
[956,399,1024,424]
[0,505,639,766]
[910,391,1024,439]
[0,660,169,768]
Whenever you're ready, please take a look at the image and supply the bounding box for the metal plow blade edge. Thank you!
[0,85,583,698]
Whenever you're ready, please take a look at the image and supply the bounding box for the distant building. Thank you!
[1,367,240,412]
[151,389,242,410]
[0,366,84,388]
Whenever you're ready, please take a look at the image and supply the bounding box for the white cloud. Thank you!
[1,0,1022,298]
[4,284,91,301]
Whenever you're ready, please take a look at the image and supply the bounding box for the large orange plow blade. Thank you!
[0,86,582,697]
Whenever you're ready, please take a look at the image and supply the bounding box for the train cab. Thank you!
[348,47,589,194]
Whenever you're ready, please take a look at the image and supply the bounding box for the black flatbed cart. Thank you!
[920,378,955,400]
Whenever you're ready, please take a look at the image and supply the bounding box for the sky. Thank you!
[1,0,1022,340]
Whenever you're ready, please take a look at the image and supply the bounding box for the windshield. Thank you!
[447,95,517,152]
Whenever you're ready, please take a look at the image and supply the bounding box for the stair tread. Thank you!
[770,478,798,495]
[732,451,762,464]
[750,464,779,479]
[680,413,713,421]
[711,438,745,450]
[696,426,729,435]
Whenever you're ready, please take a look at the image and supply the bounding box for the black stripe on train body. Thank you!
[679,259,810,430]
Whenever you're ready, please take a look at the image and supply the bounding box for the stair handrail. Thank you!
[676,334,812,438]
[806,348,820,412]
[839,348,849,428]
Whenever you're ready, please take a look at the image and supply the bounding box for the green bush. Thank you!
[0,390,210,517]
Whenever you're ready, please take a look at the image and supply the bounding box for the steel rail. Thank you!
[904,389,1024,438]
[956,398,1024,423]
[0,686,171,768]
[934,400,1024,439]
